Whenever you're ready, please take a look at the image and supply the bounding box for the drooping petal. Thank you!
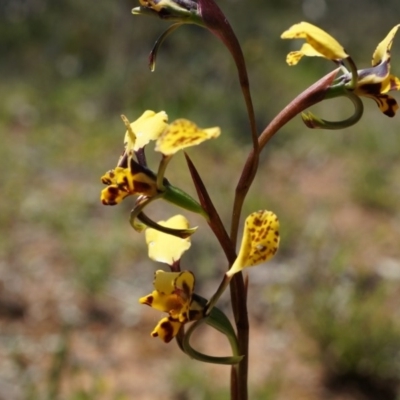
[372,24,400,66]
[146,215,192,264]
[358,92,398,117]
[227,210,280,277]
[150,316,182,343]
[281,22,349,64]
[155,119,220,155]
[123,110,168,152]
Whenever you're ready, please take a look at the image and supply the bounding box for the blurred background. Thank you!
[1,0,400,399]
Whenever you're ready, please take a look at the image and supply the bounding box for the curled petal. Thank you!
[149,23,183,71]
[227,210,279,277]
[281,22,349,63]
[301,91,364,129]
[146,215,192,264]
[372,24,400,66]
[155,119,220,155]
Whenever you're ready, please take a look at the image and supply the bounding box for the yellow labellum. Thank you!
[227,210,280,277]
[155,119,220,155]
[145,215,192,264]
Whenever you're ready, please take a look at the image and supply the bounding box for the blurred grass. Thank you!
[2,0,400,399]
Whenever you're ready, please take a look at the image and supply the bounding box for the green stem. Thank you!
[205,273,232,315]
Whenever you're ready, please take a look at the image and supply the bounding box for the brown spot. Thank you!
[108,186,120,195]
[253,218,262,227]
[160,320,174,343]
[135,181,152,194]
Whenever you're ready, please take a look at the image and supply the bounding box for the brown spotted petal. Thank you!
[100,160,158,205]
[227,210,280,277]
[354,60,400,117]
[150,316,182,343]
[155,119,220,156]
[356,91,398,117]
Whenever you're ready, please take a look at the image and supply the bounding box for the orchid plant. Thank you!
[100,2,399,399]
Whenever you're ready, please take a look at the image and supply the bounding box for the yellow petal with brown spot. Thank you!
[150,316,182,343]
[227,210,280,277]
[155,119,220,156]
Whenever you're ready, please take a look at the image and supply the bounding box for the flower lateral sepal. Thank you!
[301,91,364,130]
[135,210,197,238]
[148,23,183,71]
[178,295,243,365]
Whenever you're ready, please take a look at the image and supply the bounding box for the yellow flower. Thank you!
[100,111,211,232]
[155,119,220,156]
[282,22,400,117]
[145,215,192,264]
[227,210,280,277]
[100,159,158,205]
[140,270,203,342]
[351,25,400,116]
